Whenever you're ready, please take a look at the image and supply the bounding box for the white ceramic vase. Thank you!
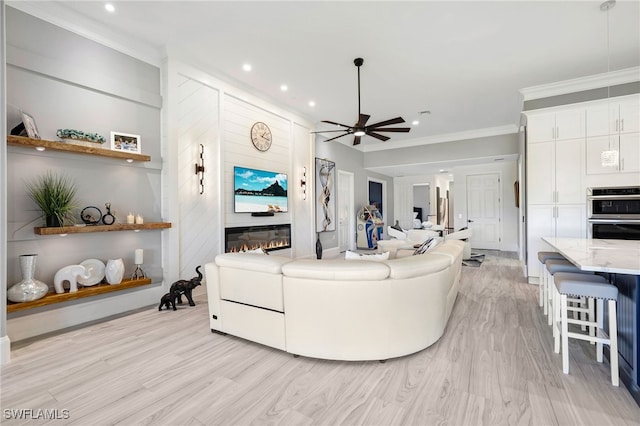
[105,258,125,285]
[8,254,49,302]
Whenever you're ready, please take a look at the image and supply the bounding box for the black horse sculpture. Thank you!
[169,265,202,307]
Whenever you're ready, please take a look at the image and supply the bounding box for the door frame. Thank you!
[338,170,355,252]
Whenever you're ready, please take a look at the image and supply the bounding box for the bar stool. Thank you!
[553,272,619,386]
[537,251,566,314]
[545,259,592,327]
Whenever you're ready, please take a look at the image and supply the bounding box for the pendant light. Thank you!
[600,0,618,168]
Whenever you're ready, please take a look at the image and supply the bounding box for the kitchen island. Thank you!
[543,237,640,406]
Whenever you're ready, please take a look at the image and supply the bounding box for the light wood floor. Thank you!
[2,252,640,425]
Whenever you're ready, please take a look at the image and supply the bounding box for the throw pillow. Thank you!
[413,237,439,255]
[345,250,390,262]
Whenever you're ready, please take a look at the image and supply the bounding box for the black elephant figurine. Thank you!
[158,290,180,311]
[169,265,203,307]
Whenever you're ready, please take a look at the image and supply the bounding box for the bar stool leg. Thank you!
[609,299,619,387]
[561,294,570,374]
[553,286,561,353]
[539,261,545,308]
[597,298,604,362]
[548,272,555,327]
[588,298,595,344]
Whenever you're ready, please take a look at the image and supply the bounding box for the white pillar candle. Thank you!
[127,213,135,224]
[134,249,143,265]
[135,214,144,224]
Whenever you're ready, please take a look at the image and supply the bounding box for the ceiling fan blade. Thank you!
[367,117,405,128]
[310,129,353,134]
[367,132,390,142]
[371,127,411,133]
[324,133,350,142]
[356,114,370,127]
[353,136,362,146]
[321,120,352,128]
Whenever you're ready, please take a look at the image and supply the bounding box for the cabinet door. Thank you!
[619,96,640,134]
[527,205,555,278]
[555,109,585,140]
[527,141,555,204]
[555,138,584,204]
[620,133,640,173]
[586,135,619,174]
[586,102,617,137]
[527,113,556,143]
[555,204,586,238]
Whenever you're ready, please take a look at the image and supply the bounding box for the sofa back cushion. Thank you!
[215,253,292,273]
[282,259,390,281]
[385,253,450,279]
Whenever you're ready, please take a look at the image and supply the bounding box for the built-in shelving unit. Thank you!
[34,222,172,235]
[7,278,153,313]
[7,135,151,162]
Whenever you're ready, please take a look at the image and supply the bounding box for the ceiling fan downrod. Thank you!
[354,57,364,117]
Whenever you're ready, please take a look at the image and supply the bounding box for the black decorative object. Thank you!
[169,265,203,307]
[316,233,323,260]
[46,215,62,227]
[10,121,26,137]
[158,290,180,311]
[102,202,115,225]
[81,206,102,225]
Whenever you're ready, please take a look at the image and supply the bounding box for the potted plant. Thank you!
[26,171,78,227]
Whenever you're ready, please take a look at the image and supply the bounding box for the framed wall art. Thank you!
[110,131,141,153]
[315,157,336,232]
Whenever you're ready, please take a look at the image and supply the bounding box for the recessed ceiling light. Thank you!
[280,84,288,92]
[242,63,252,72]
[104,3,115,12]
[412,120,419,126]
[419,110,431,115]
[439,169,448,173]
[308,101,316,107]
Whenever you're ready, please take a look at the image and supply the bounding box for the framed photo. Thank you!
[21,111,40,139]
[110,131,141,153]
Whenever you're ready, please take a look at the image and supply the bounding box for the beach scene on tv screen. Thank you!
[234,166,288,212]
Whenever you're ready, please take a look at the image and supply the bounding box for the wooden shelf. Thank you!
[7,278,153,313]
[7,135,151,162]
[35,222,172,235]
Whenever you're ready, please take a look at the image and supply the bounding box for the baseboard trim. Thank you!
[0,335,11,365]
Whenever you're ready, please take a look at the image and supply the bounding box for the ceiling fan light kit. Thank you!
[312,57,411,146]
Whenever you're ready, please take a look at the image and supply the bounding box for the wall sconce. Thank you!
[194,144,205,195]
[301,166,307,200]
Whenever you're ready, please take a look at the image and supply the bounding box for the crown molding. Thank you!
[6,1,163,67]
[361,124,519,153]
[519,67,640,101]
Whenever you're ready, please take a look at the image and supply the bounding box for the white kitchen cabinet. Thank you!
[586,132,640,174]
[586,95,640,137]
[528,109,585,143]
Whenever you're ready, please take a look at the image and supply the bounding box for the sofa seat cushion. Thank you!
[215,253,292,273]
[385,253,450,279]
[282,259,390,281]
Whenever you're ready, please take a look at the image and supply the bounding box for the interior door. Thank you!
[466,173,501,250]
[337,170,355,252]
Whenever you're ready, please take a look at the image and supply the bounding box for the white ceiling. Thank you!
[10,0,640,174]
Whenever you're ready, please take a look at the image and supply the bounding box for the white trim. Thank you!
[0,335,10,365]
[6,1,163,67]
[361,124,518,152]
[520,67,640,101]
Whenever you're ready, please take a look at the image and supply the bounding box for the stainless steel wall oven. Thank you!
[587,186,640,240]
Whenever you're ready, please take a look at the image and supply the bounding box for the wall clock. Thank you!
[250,122,272,152]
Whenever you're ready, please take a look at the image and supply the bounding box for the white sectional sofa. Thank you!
[205,239,465,361]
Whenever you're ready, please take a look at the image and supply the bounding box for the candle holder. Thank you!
[132,264,146,280]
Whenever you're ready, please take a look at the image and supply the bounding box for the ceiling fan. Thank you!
[313,57,411,146]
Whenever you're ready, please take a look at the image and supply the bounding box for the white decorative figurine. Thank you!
[53,265,90,294]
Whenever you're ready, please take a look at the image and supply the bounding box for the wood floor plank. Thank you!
[2,251,640,425]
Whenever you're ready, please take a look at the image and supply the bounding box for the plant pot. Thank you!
[7,254,49,302]
[46,215,62,227]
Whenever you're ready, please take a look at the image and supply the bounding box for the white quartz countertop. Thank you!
[542,237,640,275]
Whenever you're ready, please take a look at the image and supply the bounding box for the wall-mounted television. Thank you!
[234,166,288,213]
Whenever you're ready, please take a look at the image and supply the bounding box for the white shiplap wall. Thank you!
[223,94,293,231]
[177,75,220,278]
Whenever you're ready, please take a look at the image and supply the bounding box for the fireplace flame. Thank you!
[228,239,289,253]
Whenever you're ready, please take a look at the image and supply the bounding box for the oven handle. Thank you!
[588,218,640,224]
[588,195,640,201]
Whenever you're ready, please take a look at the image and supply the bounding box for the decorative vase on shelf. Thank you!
[7,254,49,302]
[105,258,125,285]
[316,233,323,260]
[45,215,62,227]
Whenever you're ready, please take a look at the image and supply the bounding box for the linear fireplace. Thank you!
[225,224,291,253]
